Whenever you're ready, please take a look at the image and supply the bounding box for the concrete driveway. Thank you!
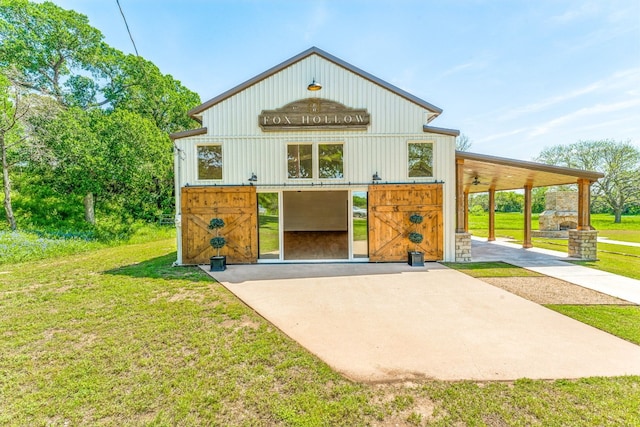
[205,263,640,382]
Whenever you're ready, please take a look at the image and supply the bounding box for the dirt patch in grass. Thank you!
[481,276,635,305]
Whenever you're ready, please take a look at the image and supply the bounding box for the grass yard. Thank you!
[443,261,544,278]
[468,212,640,280]
[259,214,280,254]
[2,241,640,425]
[548,305,640,346]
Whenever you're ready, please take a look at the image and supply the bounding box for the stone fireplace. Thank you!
[533,191,578,238]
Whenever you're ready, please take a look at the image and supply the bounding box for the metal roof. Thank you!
[456,151,604,193]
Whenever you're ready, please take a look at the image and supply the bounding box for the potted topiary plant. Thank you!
[408,213,425,266]
[208,217,227,271]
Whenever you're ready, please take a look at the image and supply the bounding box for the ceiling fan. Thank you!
[471,176,489,185]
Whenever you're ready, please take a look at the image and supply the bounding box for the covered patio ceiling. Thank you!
[456,151,604,194]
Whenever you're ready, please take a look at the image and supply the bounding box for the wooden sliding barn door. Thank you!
[368,184,443,262]
[181,186,258,264]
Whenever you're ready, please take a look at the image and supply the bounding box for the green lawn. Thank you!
[468,213,640,280]
[548,305,640,346]
[443,261,543,277]
[258,214,280,253]
[2,240,640,425]
[469,212,640,236]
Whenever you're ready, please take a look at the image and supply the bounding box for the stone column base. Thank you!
[455,232,472,262]
[568,230,598,260]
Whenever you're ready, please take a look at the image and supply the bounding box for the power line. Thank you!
[116,0,139,56]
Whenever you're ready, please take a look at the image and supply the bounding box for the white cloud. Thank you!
[528,98,640,137]
[475,128,528,144]
[437,58,491,81]
[499,67,640,121]
[549,2,599,24]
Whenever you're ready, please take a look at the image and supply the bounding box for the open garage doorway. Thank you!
[283,191,349,260]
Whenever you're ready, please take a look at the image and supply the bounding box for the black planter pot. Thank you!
[408,251,424,267]
[210,255,227,271]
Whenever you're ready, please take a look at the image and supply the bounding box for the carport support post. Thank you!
[523,184,533,249]
[455,158,465,233]
[569,178,598,260]
[455,158,471,261]
[464,190,469,232]
[577,178,593,231]
[488,188,496,241]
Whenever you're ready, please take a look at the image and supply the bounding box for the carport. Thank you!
[455,151,604,259]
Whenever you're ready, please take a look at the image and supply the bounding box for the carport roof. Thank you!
[456,151,604,194]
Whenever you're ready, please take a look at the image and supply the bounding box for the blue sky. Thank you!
[50,0,640,160]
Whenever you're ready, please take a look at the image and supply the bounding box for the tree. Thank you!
[532,187,547,214]
[1,0,201,229]
[0,0,109,107]
[0,73,24,230]
[31,107,172,224]
[103,54,201,133]
[495,191,523,213]
[536,140,640,223]
[456,133,472,151]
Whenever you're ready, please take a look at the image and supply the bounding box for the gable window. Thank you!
[408,141,433,178]
[287,144,313,179]
[318,143,344,179]
[197,145,222,180]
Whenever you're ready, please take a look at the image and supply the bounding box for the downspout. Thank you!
[173,142,185,266]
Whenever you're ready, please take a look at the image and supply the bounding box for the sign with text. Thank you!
[259,98,370,131]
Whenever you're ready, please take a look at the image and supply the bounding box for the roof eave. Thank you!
[456,151,605,181]
[423,125,460,137]
[169,127,208,140]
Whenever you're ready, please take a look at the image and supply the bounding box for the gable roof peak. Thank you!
[188,47,443,120]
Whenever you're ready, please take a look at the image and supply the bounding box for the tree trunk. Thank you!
[83,192,95,224]
[1,140,17,231]
[614,209,622,224]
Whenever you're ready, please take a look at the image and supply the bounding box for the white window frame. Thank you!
[318,142,345,180]
[407,140,435,179]
[196,143,223,181]
[286,143,314,180]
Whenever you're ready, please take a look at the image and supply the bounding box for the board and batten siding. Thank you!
[174,133,457,262]
[173,52,457,262]
[201,55,428,136]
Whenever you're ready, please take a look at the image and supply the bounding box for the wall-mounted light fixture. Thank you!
[372,172,381,182]
[307,78,322,91]
[248,173,258,183]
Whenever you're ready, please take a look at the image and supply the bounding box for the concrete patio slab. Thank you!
[472,237,640,304]
[203,263,640,383]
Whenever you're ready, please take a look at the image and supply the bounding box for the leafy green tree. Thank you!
[495,191,523,213]
[103,54,200,133]
[536,140,640,223]
[92,109,173,220]
[532,187,546,214]
[31,107,172,224]
[0,0,109,106]
[29,107,103,223]
[469,193,488,212]
[2,0,201,229]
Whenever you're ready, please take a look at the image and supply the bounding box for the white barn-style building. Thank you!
[170,47,603,265]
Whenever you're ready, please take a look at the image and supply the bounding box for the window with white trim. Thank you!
[318,143,344,179]
[408,141,433,178]
[197,145,222,180]
[287,144,313,179]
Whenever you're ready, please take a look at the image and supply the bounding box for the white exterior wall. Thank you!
[174,53,457,262]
